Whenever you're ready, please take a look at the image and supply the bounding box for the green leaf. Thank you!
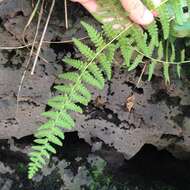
[65,102,83,113]
[47,101,64,110]
[88,63,104,86]
[148,61,156,81]
[128,54,143,71]
[52,127,65,140]
[34,139,47,145]
[82,71,104,89]
[32,146,43,152]
[177,49,185,78]
[41,150,50,159]
[54,85,71,94]
[48,135,63,146]
[77,83,91,101]
[41,111,59,119]
[59,72,80,82]
[98,54,112,80]
[147,21,159,47]
[71,92,89,105]
[163,63,170,84]
[73,38,96,61]
[29,153,46,165]
[63,58,84,70]
[45,144,56,154]
[62,112,75,127]
[55,120,73,129]
[170,43,175,62]
[81,21,105,50]
[35,129,50,138]
[157,4,170,39]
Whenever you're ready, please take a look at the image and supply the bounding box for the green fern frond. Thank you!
[119,37,134,67]
[73,38,96,60]
[128,54,144,71]
[102,24,120,39]
[177,49,185,78]
[63,58,84,70]
[157,3,170,39]
[98,54,112,79]
[81,21,106,51]
[147,41,164,80]
[106,44,117,63]
[28,21,114,179]
[148,60,157,81]
[163,62,170,83]
[163,42,170,83]
[147,21,159,47]
[130,26,149,56]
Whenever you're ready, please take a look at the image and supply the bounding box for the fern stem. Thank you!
[128,44,190,65]
[50,23,133,131]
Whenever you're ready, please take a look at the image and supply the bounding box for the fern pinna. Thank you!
[28,0,190,178]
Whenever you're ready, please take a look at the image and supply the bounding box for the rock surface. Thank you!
[0,0,190,160]
[74,68,190,160]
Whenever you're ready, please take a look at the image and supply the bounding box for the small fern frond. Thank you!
[177,49,185,78]
[98,54,112,79]
[131,26,149,55]
[148,41,164,81]
[88,63,105,85]
[28,22,115,179]
[158,41,164,60]
[163,42,170,83]
[170,43,176,62]
[102,24,120,39]
[73,38,96,61]
[81,21,106,51]
[147,21,159,47]
[59,72,80,82]
[148,60,156,81]
[106,44,117,64]
[119,37,134,67]
[82,70,104,89]
[163,62,170,83]
[157,4,170,39]
[77,82,92,100]
[128,54,144,71]
[62,58,84,70]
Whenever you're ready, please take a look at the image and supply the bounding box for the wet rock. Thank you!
[0,0,31,20]
[0,178,13,190]
[0,162,13,174]
[0,24,61,139]
[73,67,190,160]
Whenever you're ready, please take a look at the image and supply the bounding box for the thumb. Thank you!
[120,0,154,25]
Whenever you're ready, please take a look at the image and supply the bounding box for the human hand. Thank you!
[71,0,161,25]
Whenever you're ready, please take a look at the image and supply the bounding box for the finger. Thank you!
[151,0,161,16]
[151,0,161,7]
[71,0,97,13]
[120,0,154,25]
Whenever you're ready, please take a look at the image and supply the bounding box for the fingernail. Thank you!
[152,11,158,17]
[141,10,154,25]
